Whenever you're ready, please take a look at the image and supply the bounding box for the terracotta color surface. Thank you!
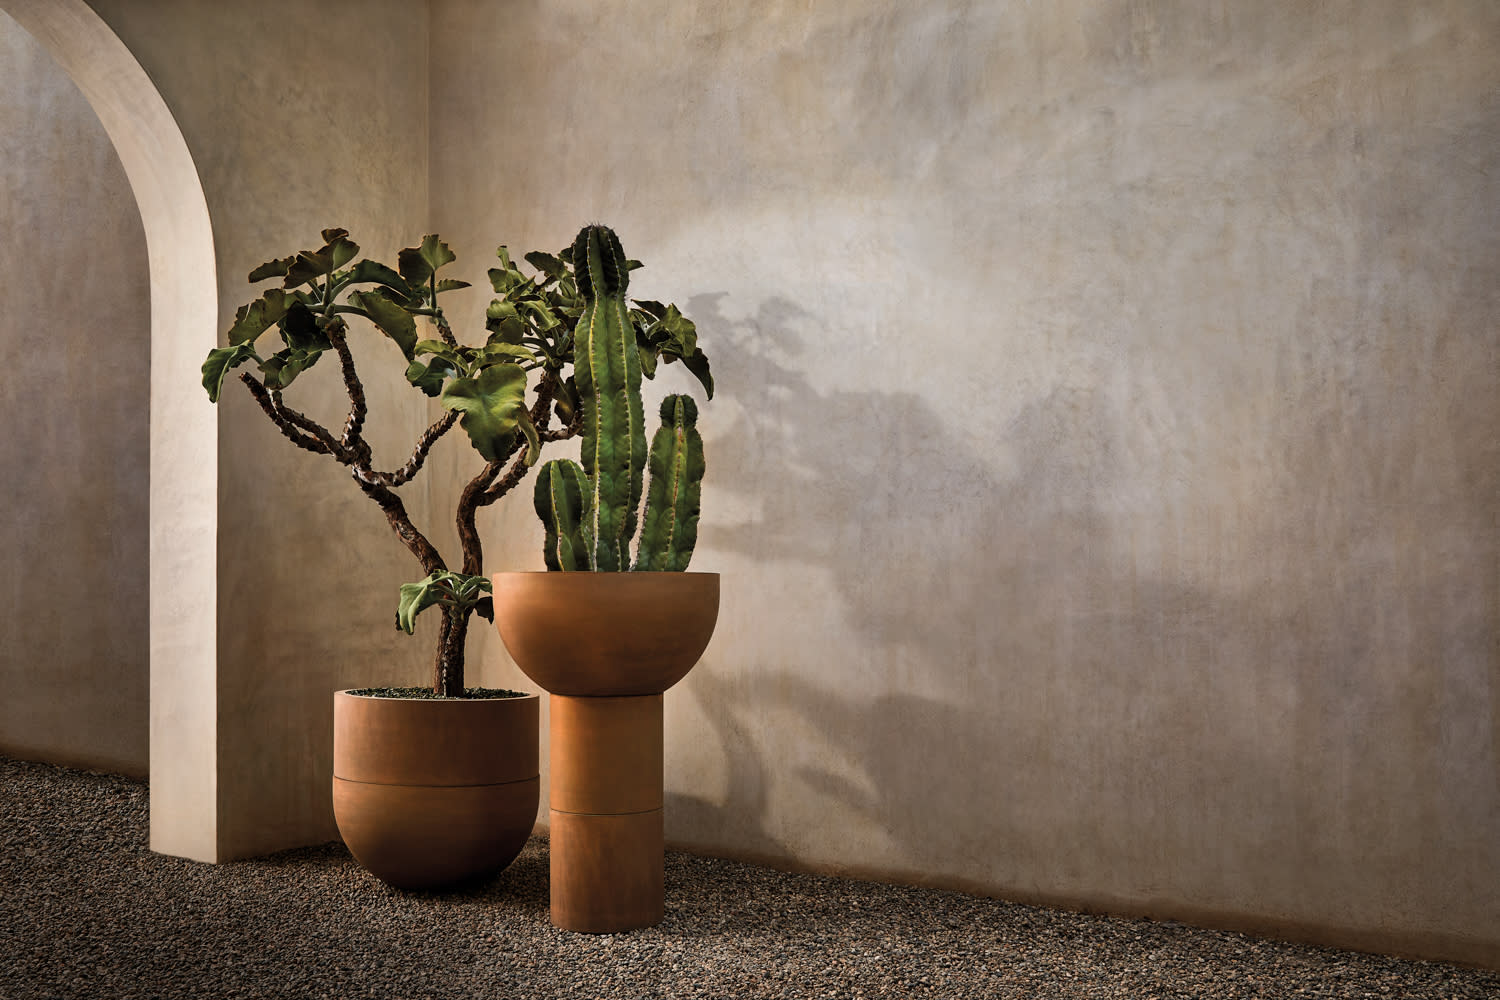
[331,691,539,889]
[548,808,665,933]
[332,690,538,786]
[550,695,663,815]
[491,572,719,696]
[333,776,539,890]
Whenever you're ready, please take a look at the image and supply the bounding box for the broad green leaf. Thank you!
[227,289,293,345]
[413,340,467,366]
[201,343,257,402]
[279,302,329,353]
[524,250,566,280]
[639,344,658,379]
[347,259,416,301]
[396,573,445,634]
[488,266,529,296]
[495,245,515,271]
[519,298,562,331]
[653,304,698,358]
[435,278,472,294]
[480,342,539,365]
[284,249,334,288]
[347,289,418,360]
[485,299,526,343]
[248,255,294,283]
[441,363,539,463]
[405,356,457,397]
[322,229,359,270]
[259,347,322,389]
[398,234,456,287]
[681,348,714,399]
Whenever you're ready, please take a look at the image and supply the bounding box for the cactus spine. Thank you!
[573,224,645,571]
[533,224,706,573]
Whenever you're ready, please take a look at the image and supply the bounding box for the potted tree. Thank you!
[200,227,709,889]
[491,224,719,932]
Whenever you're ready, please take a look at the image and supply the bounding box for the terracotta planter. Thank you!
[490,572,720,696]
[491,571,719,932]
[332,689,539,890]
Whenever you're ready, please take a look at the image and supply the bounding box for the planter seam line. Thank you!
[550,807,662,818]
[333,776,538,789]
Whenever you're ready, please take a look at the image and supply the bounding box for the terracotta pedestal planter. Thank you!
[491,572,719,932]
[332,690,539,890]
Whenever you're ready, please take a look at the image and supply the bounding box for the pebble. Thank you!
[2,756,1497,999]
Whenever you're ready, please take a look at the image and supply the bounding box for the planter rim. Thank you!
[489,570,720,577]
[335,688,539,701]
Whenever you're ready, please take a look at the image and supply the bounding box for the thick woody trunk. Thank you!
[433,607,471,697]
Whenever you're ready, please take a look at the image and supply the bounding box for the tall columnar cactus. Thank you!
[574,224,646,571]
[534,225,706,572]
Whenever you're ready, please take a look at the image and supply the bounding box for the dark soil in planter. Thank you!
[344,686,530,699]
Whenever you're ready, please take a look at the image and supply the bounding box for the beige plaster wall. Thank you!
[0,11,149,777]
[434,0,1500,965]
[84,0,438,859]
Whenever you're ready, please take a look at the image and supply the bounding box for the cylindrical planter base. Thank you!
[549,693,665,932]
[550,809,664,932]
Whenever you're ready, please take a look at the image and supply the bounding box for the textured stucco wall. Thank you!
[83,0,437,859]
[0,11,149,777]
[433,0,1500,964]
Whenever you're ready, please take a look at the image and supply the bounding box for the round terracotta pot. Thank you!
[331,689,538,890]
[490,572,720,696]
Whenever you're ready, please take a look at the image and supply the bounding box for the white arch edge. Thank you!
[2,0,219,860]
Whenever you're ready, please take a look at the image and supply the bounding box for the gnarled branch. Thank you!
[358,410,460,488]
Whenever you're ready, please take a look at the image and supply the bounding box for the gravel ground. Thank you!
[2,757,1496,1000]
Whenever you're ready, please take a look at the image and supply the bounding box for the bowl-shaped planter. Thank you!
[332,689,539,890]
[490,572,720,696]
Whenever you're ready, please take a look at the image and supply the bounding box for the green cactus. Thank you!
[573,224,646,571]
[534,225,707,573]
[635,395,704,571]
[534,459,592,572]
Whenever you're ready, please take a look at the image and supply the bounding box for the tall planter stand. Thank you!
[491,572,719,932]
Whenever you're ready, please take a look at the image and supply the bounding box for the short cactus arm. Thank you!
[573,225,646,571]
[635,395,705,572]
[534,459,593,572]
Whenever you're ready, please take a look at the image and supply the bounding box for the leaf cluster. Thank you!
[396,571,494,635]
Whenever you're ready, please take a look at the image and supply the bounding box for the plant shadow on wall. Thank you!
[660,290,1231,888]
[664,284,1499,913]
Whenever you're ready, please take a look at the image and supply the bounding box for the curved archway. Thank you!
[3,0,218,860]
